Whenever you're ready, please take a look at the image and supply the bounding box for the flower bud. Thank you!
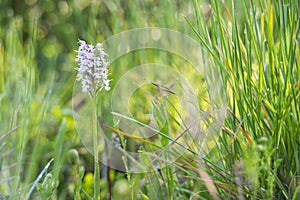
[68,149,79,165]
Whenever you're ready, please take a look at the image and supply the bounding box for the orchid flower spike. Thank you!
[75,39,110,98]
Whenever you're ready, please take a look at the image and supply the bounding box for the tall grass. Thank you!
[184,0,300,199]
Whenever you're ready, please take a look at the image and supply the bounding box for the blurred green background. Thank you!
[0,0,197,115]
[1,0,299,199]
[0,0,200,198]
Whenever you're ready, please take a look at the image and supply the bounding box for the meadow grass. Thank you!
[0,0,299,199]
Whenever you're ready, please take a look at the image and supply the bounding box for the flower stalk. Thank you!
[92,93,100,199]
[75,39,110,200]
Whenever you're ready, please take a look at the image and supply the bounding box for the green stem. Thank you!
[72,164,81,200]
[92,95,100,200]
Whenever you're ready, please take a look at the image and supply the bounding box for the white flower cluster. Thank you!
[75,39,110,97]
